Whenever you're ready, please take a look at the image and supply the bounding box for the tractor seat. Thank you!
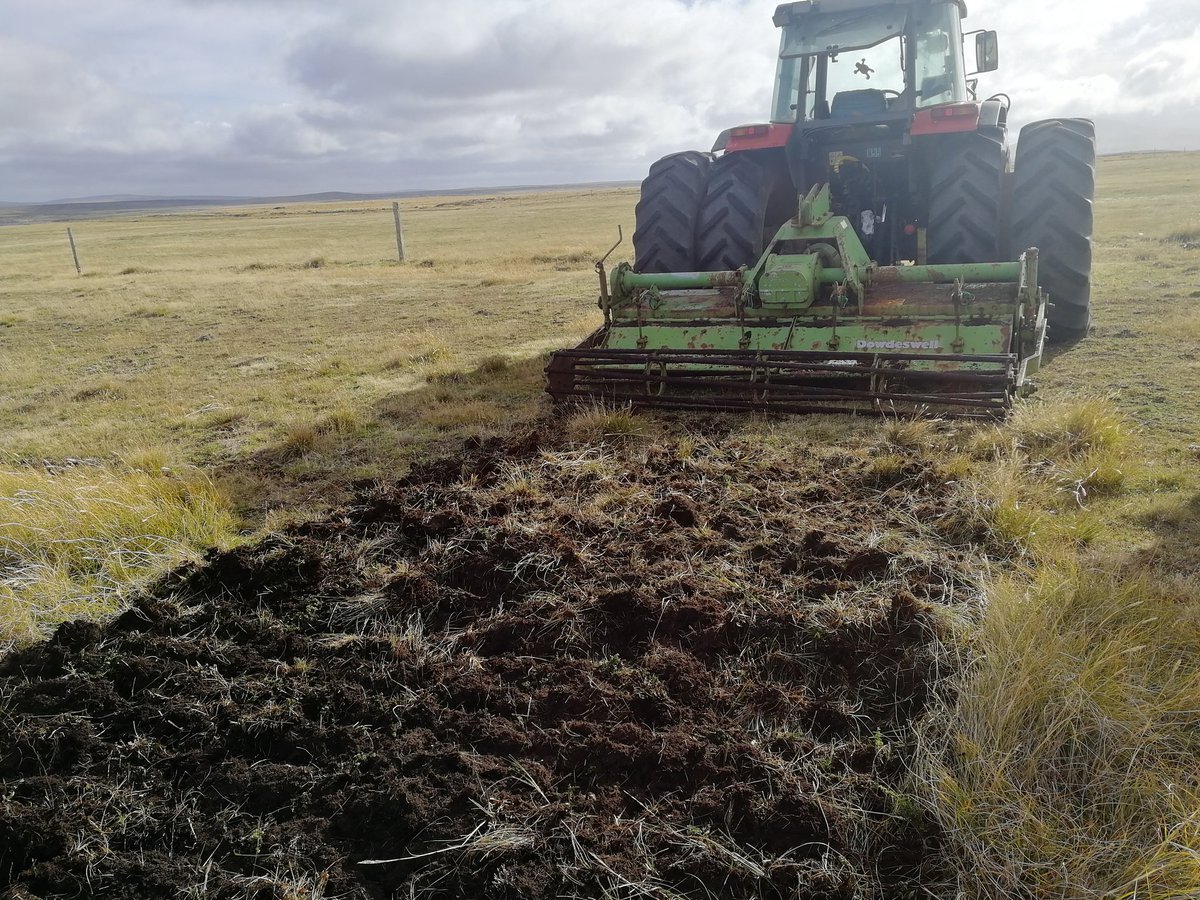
[830,89,889,120]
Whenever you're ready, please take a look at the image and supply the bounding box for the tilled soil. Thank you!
[0,424,981,899]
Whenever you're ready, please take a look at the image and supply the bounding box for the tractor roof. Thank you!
[773,0,967,28]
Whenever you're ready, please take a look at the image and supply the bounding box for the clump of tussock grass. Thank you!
[918,568,1200,900]
[316,356,349,377]
[314,407,361,436]
[121,446,172,474]
[1164,226,1200,246]
[985,395,1128,461]
[71,379,126,402]
[272,415,361,461]
[866,452,912,482]
[883,417,944,452]
[563,403,648,445]
[274,422,322,460]
[193,408,246,431]
[0,465,236,652]
[476,354,510,375]
[408,345,452,366]
[953,454,1104,555]
[421,400,505,430]
[529,250,593,268]
[425,370,467,387]
[299,256,326,269]
[422,354,527,389]
[478,276,524,287]
[948,398,1133,556]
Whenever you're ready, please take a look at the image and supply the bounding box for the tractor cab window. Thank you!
[778,6,909,121]
[824,40,905,113]
[912,4,968,107]
[779,7,907,58]
[770,55,810,123]
[774,1,970,120]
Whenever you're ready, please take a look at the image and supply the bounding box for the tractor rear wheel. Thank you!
[633,151,715,273]
[927,131,1007,264]
[1010,118,1096,342]
[695,153,771,271]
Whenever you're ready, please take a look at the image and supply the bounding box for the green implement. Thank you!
[547,185,1047,418]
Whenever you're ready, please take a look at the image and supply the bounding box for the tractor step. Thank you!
[546,343,1019,418]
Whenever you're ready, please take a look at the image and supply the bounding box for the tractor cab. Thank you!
[769,0,996,125]
[751,0,1007,266]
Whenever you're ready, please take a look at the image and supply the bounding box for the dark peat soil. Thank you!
[1,424,980,899]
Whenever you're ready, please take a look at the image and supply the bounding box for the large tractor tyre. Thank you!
[695,153,772,272]
[1010,118,1096,342]
[927,130,1007,264]
[633,151,715,273]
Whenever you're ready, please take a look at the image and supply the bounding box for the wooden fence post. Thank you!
[67,227,82,274]
[392,202,407,263]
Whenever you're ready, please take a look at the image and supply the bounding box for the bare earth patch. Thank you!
[0,421,982,899]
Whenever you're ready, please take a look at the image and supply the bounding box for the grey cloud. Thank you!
[0,38,123,143]
[1099,0,1200,50]
[277,0,775,180]
[289,23,646,103]
[229,110,345,159]
[285,2,765,124]
[1122,58,1173,98]
[1,0,1197,202]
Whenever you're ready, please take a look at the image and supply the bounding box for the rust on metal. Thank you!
[546,346,1017,418]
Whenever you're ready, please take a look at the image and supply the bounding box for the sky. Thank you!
[1,0,1198,202]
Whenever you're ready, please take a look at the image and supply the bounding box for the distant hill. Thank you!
[0,183,639,226]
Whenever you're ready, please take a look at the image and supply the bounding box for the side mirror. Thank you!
[975,31,999,73]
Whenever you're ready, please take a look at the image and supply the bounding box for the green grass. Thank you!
[920,566,1200,900]
[886,384,1200,898]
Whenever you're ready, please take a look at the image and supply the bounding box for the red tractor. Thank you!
[632,0,1096,339]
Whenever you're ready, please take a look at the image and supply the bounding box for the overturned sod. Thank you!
[1,421,985,898]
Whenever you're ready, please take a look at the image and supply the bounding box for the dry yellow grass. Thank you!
[1,188,632,643]
[920,560,1200,899]
[916,390,1200,898]
[0,465,234,654]
[0,188,627,497]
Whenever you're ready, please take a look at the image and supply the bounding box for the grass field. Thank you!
[2,152,1199,897]
[0,188,619,496]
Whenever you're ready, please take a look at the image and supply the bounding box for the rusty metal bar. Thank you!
[546,346,1018,416]
[566,363,1013,385]
[552,347,1018,365]
[546,386,1008,418]
[615,269,744,293]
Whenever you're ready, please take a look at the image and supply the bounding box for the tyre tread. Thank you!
[1011,118,1096,341]
[695,155,771,272]
[928,131,1007,264]
[633,151,714,273]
